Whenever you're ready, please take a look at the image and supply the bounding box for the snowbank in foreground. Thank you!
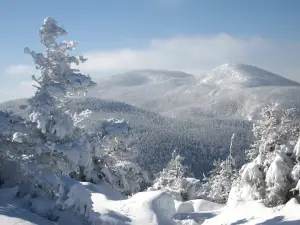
[0,183,176,225]
[175,199,224,213]
[203,198,300,225]
[1,181,300,225]
[65,182,176,225]
[0,187,54,225]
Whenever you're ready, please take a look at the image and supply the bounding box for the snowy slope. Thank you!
[0,181,176,225]
[203,198,300,225]
[0,187,55,225]
[90,70,196,108]
[1,180,299,225]
[201,63,299,88]
[0,201,55,225]
[88,64,300,120]
[0,181,220,225]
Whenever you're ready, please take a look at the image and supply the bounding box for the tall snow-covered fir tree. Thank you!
[25,17,95,140]
[19,17,102,183]
[17,17,150,197]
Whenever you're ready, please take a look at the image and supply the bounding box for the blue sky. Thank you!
[0,0,300,101]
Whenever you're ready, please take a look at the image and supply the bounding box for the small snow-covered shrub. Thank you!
[198,157,237,204]
[99,136,149,195]
[149,152,200,201]
[198,134,240,204]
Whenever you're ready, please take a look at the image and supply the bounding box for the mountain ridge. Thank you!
[88,63,300,120]
[201,63,300,88]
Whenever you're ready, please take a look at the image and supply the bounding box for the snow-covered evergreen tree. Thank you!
[25,17,94,140]
[247,103,300,161]
[19,17,101,181]
[149,151,200,201]
[229,133,246,169]
[198,156,237,203]
[197,133,241,204]
[236,104,300,206]
[98,136,149,195]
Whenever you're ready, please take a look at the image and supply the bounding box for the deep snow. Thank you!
[1,183,300,225]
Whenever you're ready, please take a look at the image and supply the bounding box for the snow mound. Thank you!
[201,63,299,88]
[0,187,55,225]
[190,199,224,212]
[0,201,55,225]
[204,198,300,225]
[65,182,176,225]
[176,199,223,214]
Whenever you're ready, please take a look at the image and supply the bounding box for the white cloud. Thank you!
[0,81,35,103]
[5,64,35,75]
[0,89,9,102]
[2,33,300,102]
[79,34,300,81]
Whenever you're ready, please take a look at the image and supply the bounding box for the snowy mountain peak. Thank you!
[201,63,299,88]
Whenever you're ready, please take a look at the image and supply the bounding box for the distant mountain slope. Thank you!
[1,64,298,178]
[0,97,252,179]
[201,63,300,88]
[63,97,253,178]
[88,70,197,108]
[89,64,300,120]
[97,70,196,87]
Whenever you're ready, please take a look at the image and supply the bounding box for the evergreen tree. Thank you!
[99,136,149,195]
[238,104,300,206]
[7,17,101,186]
[149,151,201,201]
[198,157,237,203]
[25,17,94,140]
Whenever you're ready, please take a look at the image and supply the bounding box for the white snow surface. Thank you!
[1,177,300,225]
[203,198,300,225]
[0,182,176,225]
[0,187,54,225]
[65,182,177,225]
[202,63,299,88]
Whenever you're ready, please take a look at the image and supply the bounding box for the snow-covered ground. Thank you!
[0,182,222,225]
[2,182,299,225]
[203,198,300,225]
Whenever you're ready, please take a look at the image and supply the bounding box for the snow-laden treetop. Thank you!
[24,17,96,139]
[25,16,95,95]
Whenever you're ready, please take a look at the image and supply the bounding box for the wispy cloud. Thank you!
[2,33,300,102]
[79,34,300,81]
[5,64,35,75]
[0,81,35,102]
